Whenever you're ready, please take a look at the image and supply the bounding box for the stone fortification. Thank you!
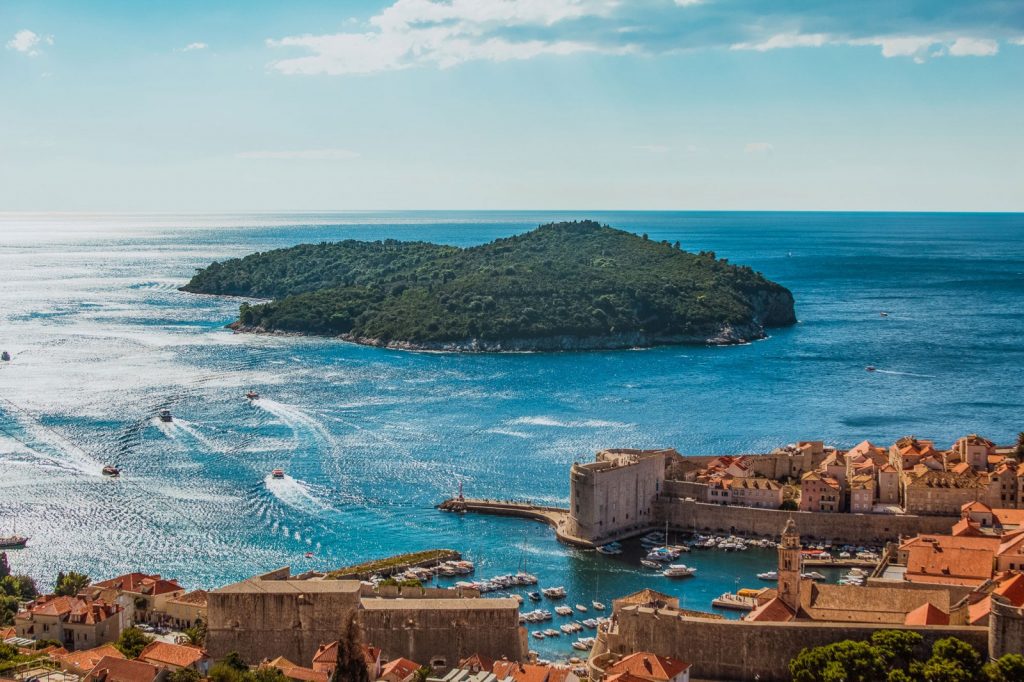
[207,568,526,669]
[597,606,988,681]
[658,497,957,544]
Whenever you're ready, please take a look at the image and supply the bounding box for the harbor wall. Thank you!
[604,609,989,681]
[657,497,956,544]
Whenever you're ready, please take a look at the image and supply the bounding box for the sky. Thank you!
[1,0,1023,212]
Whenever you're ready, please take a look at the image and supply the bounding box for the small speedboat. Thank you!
[592,601,605,611]
[271,468,285,479]
[304,551,314,558]
[880,312,889,317]
[575,604,588,613]
[865,366,876,372]
[528,592,541,602]
[158,409,173,422]
[532,631,545,640]
[245,391,260,400]
[641,559,662,570]
[0,351,10,361]
[101,465,121,478]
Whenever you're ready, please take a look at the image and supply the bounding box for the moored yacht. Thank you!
[542,586,567,599]
[662,564,697,578]
[0,533,28,549]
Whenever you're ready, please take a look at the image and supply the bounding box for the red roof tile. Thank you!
[904,603,950,625]
[84,656,160,682]
[138,641,207,669]
[744,596,796,622]
[93,573,184,597]
[603,652,690,681]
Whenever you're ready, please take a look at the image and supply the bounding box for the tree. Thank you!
[928,637,983,681]
[54,571,91,597]
[790,640,887,682]
[248,668,287,682]
[871,629,923,668]
[0,553,9,579]
[985,653,1024,681]
[208,663,243,682]
[168,669,201,682]
[223,652,249,672]
[1,574,37,600]
[184,619,207,646]
[1015,432,1024,458]
[779,499,799,511]
[114,627,154,659]
[330,615,369,682]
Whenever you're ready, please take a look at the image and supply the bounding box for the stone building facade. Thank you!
[568,449,672,542]
[207,568,525,670]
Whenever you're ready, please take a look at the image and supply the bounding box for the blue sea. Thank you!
[1,211,1022,659]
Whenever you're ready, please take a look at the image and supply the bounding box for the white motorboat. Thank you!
[662,564,697,578]
[757,571,778,581]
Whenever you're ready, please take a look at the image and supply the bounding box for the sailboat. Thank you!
[0,519,29,549]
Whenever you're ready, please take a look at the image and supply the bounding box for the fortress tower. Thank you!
[778,517,803,612]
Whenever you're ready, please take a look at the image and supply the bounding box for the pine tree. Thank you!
[1015,432,1024,458]
[0,553,9,579]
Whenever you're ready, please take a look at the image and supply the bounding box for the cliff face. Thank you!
[196,221,798,352]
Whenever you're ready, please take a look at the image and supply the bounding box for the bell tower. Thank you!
[778,517,802,612]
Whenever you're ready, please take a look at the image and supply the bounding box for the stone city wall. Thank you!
[657,497,955,544]
[606,608,989,681]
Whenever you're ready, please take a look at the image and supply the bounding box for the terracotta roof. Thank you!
[138,641,207,669]
[458,654,494,672]
[606,673,654,682]
[951,518,990,537]
[905,539,995,586]
[19,596,121,625]
[60,645,125,673]
[604,652,690,681]
[380,657,422,681]
[994,509,1024,528]
[312,642,337,665]
[93,573,184,597]
[904,603,950,625]
[84,656,160,682]
[168,590,208,606]
[492,662,552,682]
[545,668,574,682]
[950,462,972,475]
[997,532,1024,557]
[267,657,300,670]
[962,501,993,513]
[279,666,329,682]
[744,596,795,622]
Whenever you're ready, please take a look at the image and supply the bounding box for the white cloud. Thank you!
[1012,37,1024,46]
[733,32,1001,62]
[235,149,360,160]
[744,142,774,155]
[180,42,208,52]
[267,0,623,75]
[948,37,998,57]
[673,0,703,6]
[730,33,829,52]
[6,29,53,56]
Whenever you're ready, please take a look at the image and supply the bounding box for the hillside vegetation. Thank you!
[182,221,796,351]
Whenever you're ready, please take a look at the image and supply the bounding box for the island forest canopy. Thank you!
[182,221,796,350]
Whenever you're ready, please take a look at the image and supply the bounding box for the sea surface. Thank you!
[1,211,1022,659]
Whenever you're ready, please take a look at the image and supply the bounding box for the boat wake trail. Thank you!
[253,399,334,443]
[874,369,936,379]
[174,420,227,453]
[264,474,327,513]
[151,417,177,439]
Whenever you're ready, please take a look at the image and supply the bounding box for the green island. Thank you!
[182,220,796,351]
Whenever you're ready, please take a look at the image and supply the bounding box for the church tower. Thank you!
[778,517,802,612]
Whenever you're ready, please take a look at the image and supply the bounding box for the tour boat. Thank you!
[271,468,285,479]
[757,571,778,581]
[0,533,28,549]
[802,571,827,581]
[712,592,757,611]
[158,409,173,422]
[0,351,9,361]
[592,601,605,611]
[101,465,121,478]
[865,366,876,372]
[575,604,588,613]
[542,586,567,599]
[662,564,697,578]
[246,391,260,400]
[555,605,574,616]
